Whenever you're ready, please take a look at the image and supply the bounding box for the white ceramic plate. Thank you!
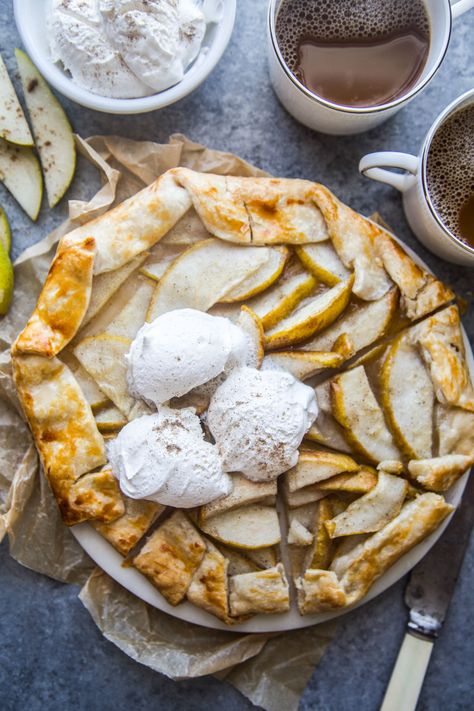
[72,228,472,633]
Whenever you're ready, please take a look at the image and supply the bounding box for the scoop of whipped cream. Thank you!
[207,367,318,481]
[107,407,232,507]
[48,0,210,98]
[126,309,250,407]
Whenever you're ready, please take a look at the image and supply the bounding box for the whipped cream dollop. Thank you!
[107,407,232,507]
[127,309,250,407]
[207,367,318,481]
[48,0,211,98]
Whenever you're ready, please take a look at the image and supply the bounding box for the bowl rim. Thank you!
[13,0,237,114]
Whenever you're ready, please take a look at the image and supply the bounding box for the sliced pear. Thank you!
[139,243,187,281]
[220,246,288,302]
[325,472,408,538]
[60,351,109,410]
[296,242,350,286]
[264,276,354,350]
[0,54,33,146]
[0,139,42,220]
[262,350,343,380]
[304,415,353,454]
[215,544,259,575]
[105,276,155,340]
[74,334,135,416]
[287,502,319,531]
[0,206,11,253]
[303,287,398,357]
[380,336,434,459]
[247,263,317,330]
[0,238,13,315]
[207,302,241,322]
[331,366,401,463]
[95,403,127,432]
[245,547,278,569]
[82,253,149,328]
[286,449,360,493]
[305,498,338,570]
[16,49,76,207]
[199,475,277,521]
[317,468,378,494]
[284,482,328,508]
[147,239,290,321]
[288,519,314,546]
[198,505,281,550]
[237,305,264,368]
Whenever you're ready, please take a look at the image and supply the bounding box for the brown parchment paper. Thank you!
[0,134,338,710]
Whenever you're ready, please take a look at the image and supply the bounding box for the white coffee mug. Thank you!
[359,89,474,266]
[267,0,474,135]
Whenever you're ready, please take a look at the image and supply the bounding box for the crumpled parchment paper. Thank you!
[0,134,338,711]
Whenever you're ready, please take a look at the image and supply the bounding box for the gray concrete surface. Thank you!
[1,1,473,709]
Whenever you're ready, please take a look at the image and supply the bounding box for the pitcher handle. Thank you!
[359,152,418,193]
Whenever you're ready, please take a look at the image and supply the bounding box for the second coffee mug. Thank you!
[359,89,474,266]
[268,0,474,135]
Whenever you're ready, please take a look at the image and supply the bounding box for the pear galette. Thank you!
[12,168,473,624]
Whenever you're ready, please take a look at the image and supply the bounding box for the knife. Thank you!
[380,471,474,711]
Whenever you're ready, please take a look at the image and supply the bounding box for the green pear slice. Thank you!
[0,54,33,146]
[199,505,281,550]
[287,519,314,546]
[331,366,401,463]
[283,482,328,508]
[325,472,408,537]
[380,336,434,459]
[16,49,76,208]
[296,242,351,286]
[316,468,378,494]
[147,239,289,320]
[74,334,135,416]
[262,350,343,380]
[247,263,317,330]
[0,206,11,253]
[285,449,360,493]
[0,139,42,220]
[303,287,398,357]
[60,351,109,410]
[0,239,13,315]
[139,244,187,281]
[105,276,155,340]
[199,475,277,521]
[220,246,288,302]
[264,275,354,350]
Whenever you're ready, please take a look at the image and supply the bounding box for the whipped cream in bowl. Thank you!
[14,0,236,112]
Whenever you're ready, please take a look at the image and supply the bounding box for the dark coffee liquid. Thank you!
[426,103,474,249]
[276,0,430,108]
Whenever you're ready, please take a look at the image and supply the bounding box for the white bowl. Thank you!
[13,0,236,114]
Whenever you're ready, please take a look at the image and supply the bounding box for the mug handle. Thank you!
[359,152,418,193]
[450,0,474,18]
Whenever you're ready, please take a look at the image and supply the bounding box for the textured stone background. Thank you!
[1,1,473,710]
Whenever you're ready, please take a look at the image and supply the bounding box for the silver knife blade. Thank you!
[405,470,474,639]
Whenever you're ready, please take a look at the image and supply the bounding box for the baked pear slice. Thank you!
[380,335,435,459]
[264,275,354,350]
[237,305,264,368]
[302,287,398,358]
[296,242,351,286]
[331,366,401,463]
[147,239,288,319]
[262,350,343,380]
[247,262,317,329]
[94,403,127,432]
[0,139,42,220]
[199,475,277,521]
[0,54,33,146]
[139,243,186,281]
[285,449,360,493]
[74,334,136,416]
[325,472,408,538]
[198,505,281,550]
[16,49,76,207]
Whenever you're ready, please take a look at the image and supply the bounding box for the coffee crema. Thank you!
[426,103,474,249]
[275,0,430,108]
